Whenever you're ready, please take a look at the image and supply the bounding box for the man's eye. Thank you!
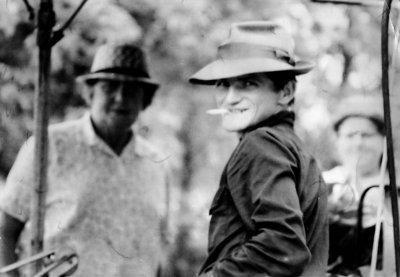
[216,80,230,89]
[345,132,358,138]
[238,80,257,89]
[100,81,119,92]
[343,131,377,139]
[245,81,257,87]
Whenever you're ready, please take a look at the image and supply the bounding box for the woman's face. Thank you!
[336,116,384,175]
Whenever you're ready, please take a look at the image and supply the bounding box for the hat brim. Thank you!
[76,72,159,89]
[189,57,314,85]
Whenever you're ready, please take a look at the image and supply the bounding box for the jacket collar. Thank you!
[242,110,294,135]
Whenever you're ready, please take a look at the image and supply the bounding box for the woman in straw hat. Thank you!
[324,94,387,276]
[0,42,171,277]
[190,21,328,277]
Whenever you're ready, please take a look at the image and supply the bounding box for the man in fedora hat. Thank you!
[0,42,171,276]
[190,21,328,277]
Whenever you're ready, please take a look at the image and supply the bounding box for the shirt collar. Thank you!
[81,112,140,157]
[82,112,99,146]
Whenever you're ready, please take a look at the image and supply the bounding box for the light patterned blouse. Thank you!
[0,114,170,277]
[323,165,386,228]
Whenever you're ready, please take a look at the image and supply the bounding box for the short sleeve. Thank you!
[0,137,35,222]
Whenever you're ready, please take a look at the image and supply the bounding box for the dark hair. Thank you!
[263,72,297,106]
[334,115,385,136]
[265,71,297,91]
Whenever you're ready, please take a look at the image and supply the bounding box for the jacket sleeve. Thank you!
[211,130,311,277]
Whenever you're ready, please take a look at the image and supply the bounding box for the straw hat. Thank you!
[332,94,384,134]
[189,21,314,85]
[76,42,159,90]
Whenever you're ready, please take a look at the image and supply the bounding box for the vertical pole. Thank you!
[29,0,55,275]
[381,0,400,276]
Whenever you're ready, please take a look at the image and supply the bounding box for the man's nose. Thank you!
[114,84,129,102]
[223,87,241,104]
[352,132,364,147]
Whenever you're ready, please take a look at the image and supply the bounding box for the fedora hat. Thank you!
[76,42,159,91]
[189,21,314,85]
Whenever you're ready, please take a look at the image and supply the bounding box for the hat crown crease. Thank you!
[227,22,295,56]
[218,43,295,65]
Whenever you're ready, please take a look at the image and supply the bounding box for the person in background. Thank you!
[189,21,328,277]
[324,94,387,276]
[0,41,171,277]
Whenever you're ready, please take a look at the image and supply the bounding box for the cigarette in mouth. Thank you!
[206,108,229,115]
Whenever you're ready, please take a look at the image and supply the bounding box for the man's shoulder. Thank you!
[49,116,84,132]
[243,124,298,152]
[233,127,294,167]
[48,115,82,130]
[47,116,87,145]
[245,111,295,141]
[253,124,288,138]
[134,135,167,161]
[239,124,317,169]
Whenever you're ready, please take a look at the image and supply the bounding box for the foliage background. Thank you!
[1,0,400,276]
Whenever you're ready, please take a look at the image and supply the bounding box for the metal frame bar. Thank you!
[381,0,400,275]
[312,0,400,8]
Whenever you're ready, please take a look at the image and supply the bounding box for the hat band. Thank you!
[94,67,150,78]
[217,43,295,66]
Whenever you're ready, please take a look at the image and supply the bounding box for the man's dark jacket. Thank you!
[199,111,329,277]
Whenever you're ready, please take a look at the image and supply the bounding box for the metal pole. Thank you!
[311,0,400,8]
[29,0,55,275]
[381,0,400,275]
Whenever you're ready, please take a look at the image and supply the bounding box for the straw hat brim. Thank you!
[331,94,384,131]
[189,57,314,85]
[76,72,159,89]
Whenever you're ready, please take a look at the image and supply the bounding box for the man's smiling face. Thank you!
[215,73,282,133]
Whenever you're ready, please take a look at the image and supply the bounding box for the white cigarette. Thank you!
[206,108,229,115]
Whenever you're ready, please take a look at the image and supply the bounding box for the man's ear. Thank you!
[82,84,95,106]
[278,80,295,106]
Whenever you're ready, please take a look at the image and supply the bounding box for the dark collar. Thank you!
[242,110,295,135]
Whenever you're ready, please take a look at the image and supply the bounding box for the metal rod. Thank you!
[381,0,400,275]
[21,0,35,21]
[0,250,55,274]
[58,0,88,32]
[312,0,400,8]
[29,0,55,275]
[312,0,376,5]
[51,0,89,46]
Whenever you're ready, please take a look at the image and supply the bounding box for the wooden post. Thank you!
[29,0,55,275]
